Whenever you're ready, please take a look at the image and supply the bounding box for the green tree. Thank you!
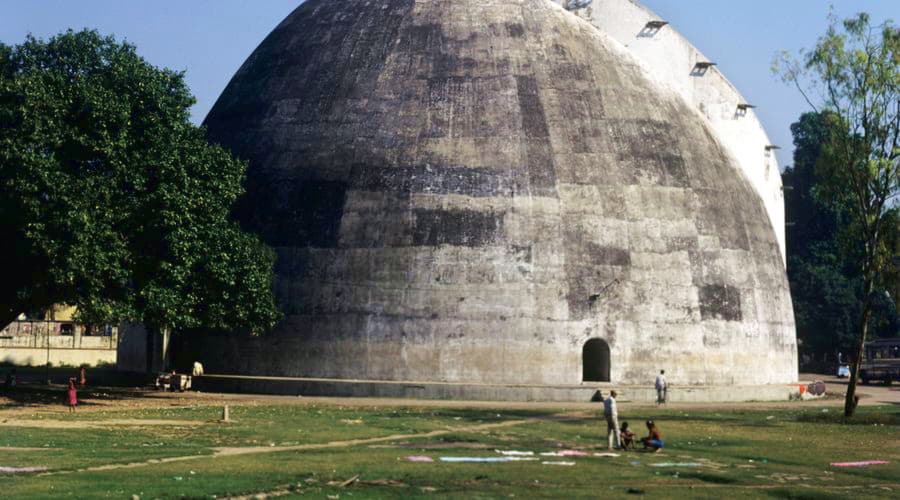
[783,112,899,363]
[0,30,280,341]
[776,13,899,416]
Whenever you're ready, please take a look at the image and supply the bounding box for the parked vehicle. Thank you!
[836,364,850,378]
[860,339,900,385]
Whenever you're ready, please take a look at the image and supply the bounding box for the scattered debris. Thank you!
[373,441,488,450]
[358,479,406,488]
[648,463,703,468]
[495,450,534,456]
[540,450,590,457]
[541,461,576,466]
[593,453,621,458]
[403,456,434,462]
[325,475,359,488]
[0,466,49,474]
[830,461,890,468]
[439,457,537,463]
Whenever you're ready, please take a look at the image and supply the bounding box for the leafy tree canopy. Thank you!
[784,112,898,360]
[775,12,898,416]
[0,30,280,334]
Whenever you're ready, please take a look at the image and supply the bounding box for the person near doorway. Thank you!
[603,390,621,450]
[78,366,87,386]
[655,370,667,405]
[641,420,664,452]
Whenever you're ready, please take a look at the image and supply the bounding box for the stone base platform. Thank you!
[193,375,802,403]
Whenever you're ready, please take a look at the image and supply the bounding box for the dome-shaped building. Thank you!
[196,0,797,395]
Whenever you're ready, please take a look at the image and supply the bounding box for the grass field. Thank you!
[1,388,898,499]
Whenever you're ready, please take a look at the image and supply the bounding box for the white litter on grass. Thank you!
[593,453,621,458]
[542,461,576,466]
[495,450,534,456]
[0,467,48,474]
[440,457,537,463]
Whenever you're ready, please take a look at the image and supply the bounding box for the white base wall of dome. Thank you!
[197,0,798,396]
[192,374,802,403]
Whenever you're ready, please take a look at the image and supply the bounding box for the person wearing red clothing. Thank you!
[66,378,78,413]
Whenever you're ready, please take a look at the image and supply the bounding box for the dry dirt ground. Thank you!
[1,372,897,418]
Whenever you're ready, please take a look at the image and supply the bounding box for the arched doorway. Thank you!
[583,338,610,382]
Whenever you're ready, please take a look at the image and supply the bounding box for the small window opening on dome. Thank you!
[691,61,717,76]
[639,20,669,38]
[564,0,593,10]
[583,338,611,382]
[736,103,756,117]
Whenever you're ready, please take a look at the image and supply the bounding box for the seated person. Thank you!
[620,421,636,450]
[641,420,664,452]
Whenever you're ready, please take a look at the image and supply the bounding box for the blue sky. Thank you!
[2,1,897,168]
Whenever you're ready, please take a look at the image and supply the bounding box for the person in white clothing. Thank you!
[655,370,667,406]
[603,390,621,450]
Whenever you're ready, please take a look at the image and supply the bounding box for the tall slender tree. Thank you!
[775,13,899,416]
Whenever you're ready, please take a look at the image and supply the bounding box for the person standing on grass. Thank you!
[603,390,621,450]
[66,378,78,413]
[655,370,667,406]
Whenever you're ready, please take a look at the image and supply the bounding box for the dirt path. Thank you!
[39,417,537,476]
[0,418,204,429]
[0,446,58,451]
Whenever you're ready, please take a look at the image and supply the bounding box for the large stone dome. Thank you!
[201,0,796,387]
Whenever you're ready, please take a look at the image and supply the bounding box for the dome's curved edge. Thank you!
[554,0,786,266]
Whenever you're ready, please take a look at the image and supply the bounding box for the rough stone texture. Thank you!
[198,0,797,387]
[557,0,787,264]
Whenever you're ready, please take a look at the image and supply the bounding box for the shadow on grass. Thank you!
[677,471,738,485]
[766,487,847,500]
[794,409,900,426]
[0,383,151,410]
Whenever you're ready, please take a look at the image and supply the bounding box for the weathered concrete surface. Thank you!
[199,0,797,390]
[0,348,116,368]
[558,0,787,263]
[194,374,798,403]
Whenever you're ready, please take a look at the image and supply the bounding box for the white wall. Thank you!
[0,348,116,367]
[558,0,786,264]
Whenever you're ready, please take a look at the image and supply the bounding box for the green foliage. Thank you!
[0,30,280,333]
[784,113,898,360]
[775,12,898,416]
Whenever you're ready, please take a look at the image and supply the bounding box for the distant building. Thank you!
[0,305,117,367]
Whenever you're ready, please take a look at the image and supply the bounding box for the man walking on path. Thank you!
[655,370,667,406]
[603,390,621,450]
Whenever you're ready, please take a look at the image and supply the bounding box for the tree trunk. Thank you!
[844,277,874,417]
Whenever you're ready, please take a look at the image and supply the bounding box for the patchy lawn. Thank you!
[0,391,897,499]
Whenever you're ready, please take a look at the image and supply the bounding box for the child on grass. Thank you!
[620,421,635,450]
[67,378,77,413]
